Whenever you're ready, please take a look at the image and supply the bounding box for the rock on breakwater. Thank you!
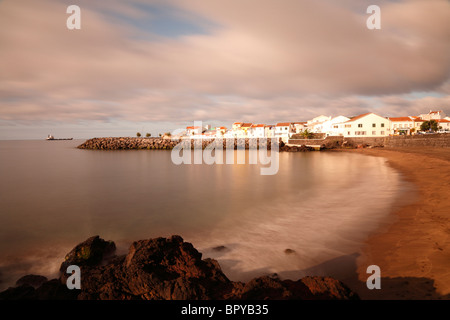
[77,137,314,152]
[0,235,358,300]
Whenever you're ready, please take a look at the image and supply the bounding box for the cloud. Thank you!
[0,0,449,130]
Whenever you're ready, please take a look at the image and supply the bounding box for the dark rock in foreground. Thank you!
[0,235,358,300]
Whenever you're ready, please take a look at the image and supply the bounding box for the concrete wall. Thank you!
[289,133,450,148]
[384,134,450,148]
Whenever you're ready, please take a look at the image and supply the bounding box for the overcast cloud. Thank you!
[0,0,449,138]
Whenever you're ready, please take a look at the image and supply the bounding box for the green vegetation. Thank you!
[146,133,151,138]
[420,120,438,132]
[301,128,313,139]
[136,132,142,137]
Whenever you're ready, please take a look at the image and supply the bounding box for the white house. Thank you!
[307,115,331,126]
[436,119,450,132]
[388,116,417,135]
[186,126,203,136]
[248,124,265,138]
[318,116,350,136]
[275,122,293,141]
[265,125,276,138]
[292,122,307,133]
[419,110,447,120]
[342,113,390,137]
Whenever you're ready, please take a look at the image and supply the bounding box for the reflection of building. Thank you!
[341,113,390,137]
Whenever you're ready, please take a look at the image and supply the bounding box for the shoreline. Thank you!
[336,147,450,299]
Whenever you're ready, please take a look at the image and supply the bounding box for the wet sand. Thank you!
[340,147,450,299]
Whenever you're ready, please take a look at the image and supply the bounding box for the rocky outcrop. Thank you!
[0,235,359,300]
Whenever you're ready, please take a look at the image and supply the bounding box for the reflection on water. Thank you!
[0,140,410,290]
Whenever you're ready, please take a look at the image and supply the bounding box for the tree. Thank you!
[301,128,312,139]
[420,120,438,132]
[165,132,172,137]
[146,133,151,138]
[136,132,141,137]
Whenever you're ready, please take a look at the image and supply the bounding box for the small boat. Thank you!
[46,134,73,141]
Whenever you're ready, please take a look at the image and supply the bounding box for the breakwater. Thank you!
[77,137,315,151]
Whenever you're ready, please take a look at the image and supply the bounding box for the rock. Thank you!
[60,235,116,272]
[212,245,228,252]
[16,275,48,288]
[299,276,359,300]
[0,284,36,300]
[0,235,359,300]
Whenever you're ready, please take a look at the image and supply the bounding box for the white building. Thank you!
[307,115,331,126]
[318,116,350,136]
[248,124,265,138]
[341,113,390,137]
[292,122,307,133]
[265,125,276,138]
[186,126,203,136]
[419,110,446,120]
[388,116,417,135]
[436,119,450,132]
[275,123,293,141]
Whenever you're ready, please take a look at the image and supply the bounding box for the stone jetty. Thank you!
[77,137,315,152]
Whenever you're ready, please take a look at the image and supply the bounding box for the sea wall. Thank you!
[289,134,450,148]
[384,134,450,148]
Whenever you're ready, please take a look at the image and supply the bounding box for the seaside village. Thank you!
[178,110,450,143]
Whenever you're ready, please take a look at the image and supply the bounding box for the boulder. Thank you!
[1,235,359,300]
[16,275,48,288]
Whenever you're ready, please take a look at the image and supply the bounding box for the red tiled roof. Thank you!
[389,117,414,122]
[186,126,201,130]
[345,113,372,122]
[241,123,253,128]
[251,124,265,128]
[276,122,291,126]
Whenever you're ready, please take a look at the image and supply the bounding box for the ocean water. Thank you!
[0,139,410,290]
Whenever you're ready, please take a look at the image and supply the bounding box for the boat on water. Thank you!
[46,134,73,141]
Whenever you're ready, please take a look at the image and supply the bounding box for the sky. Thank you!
[0,0,449,139]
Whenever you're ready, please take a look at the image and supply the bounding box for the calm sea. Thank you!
[0,139,411,290]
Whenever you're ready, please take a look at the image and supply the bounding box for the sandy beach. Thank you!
[340,147,450,299]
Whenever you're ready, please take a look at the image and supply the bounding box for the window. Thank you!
[381,123,385,128]
[394,124,397,128]
[345,124,351,128]
[347,131,350,135]
[372,131,376,135]
[372,123,376,127]
[358,124,363,128]
[381,131,384,135]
